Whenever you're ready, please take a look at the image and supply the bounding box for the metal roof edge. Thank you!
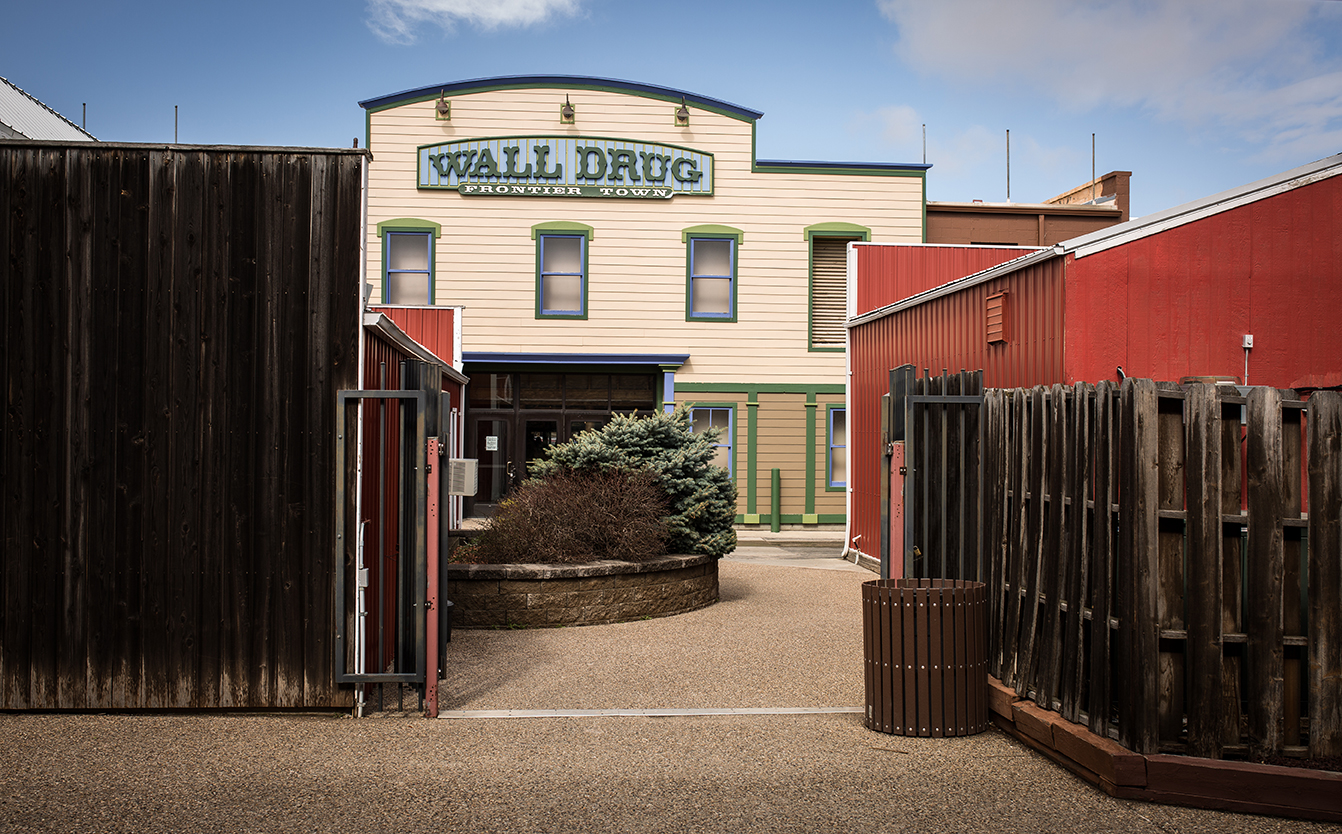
[358,75,764,122]
[364,312,468,385]
[0,139,370,155]
[1065,153,1342,260]
[848,246,1062,328]
[0,76,97,141]
[849,241,1042,251]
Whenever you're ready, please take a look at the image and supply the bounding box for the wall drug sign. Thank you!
[417,137,714,198]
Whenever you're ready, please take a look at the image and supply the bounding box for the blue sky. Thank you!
[9,0,1342,217]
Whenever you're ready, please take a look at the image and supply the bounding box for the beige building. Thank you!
[359,76,928,525]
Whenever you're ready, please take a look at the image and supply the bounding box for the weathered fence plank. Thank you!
[1089,381,1116,738]
[1307,391,1342,757]
[1059,383,1092,724]
[1119,378,1161,755]
[1247,386,1286,755]
[1035,384,1068,711]
[1185,384,1225,757]
[1,144,364,710]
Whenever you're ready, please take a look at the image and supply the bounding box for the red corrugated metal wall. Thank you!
[369,306,458,369]
[1064,175,1342,390]
[848,255,1066,562]
[853,244,1039,316]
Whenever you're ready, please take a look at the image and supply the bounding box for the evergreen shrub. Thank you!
[528,404,737,558]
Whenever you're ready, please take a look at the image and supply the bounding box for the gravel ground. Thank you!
[1,556,1333,833]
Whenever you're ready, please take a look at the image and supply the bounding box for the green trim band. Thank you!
[735,514,846,525]
[675,383,845,394]
[532,221,595,240]
[803,222,871,241]
[746,396,759,515]
[805,398,817,515]
[377,217,442,237]
[682,224,744,245]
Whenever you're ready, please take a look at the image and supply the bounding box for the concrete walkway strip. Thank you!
[438,707,866,719]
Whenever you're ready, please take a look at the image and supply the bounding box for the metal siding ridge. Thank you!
[848,247,1064,329]
[1067,153,1342,260]
[363,312,468,384]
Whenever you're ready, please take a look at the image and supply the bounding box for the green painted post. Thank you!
[771,468,781,533]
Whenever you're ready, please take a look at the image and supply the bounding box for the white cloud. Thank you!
[368,0,580,43]
[876,0,1342,162]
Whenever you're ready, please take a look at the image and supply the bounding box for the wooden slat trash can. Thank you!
[863,578,989,736]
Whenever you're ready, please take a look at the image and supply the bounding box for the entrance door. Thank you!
[464,370,657,517]
[522,417,561,478]
[473,418,511,515]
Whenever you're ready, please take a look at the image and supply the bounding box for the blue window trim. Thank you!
[379,220,440,305]
[535,233,589,319]
[826,405,847,490]
[685,235,738,322]
[690,404,735,477]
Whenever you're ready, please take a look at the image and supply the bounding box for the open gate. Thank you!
[881,366,986,582]
[334,358,452,715]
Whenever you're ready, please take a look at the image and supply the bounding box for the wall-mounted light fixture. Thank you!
[435,90,451,121]
[674,97,690,126]
[560,95,575,124]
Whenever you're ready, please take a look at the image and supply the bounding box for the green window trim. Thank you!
[377,217,443,237]
[681,224,743,245]
[826,405,847,490]
[531,220,595,241]
[803,222,870,242]
[380,220,439,305]
[808,228,866,353]
[535,232,589,320]
[685,228,740,323]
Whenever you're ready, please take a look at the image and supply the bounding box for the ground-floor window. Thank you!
[691,406,734,471]
[827,406,847,488]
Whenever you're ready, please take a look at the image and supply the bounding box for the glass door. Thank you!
[472,418,511,514]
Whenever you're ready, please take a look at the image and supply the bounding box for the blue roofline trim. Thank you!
[756,159,932,172]
[359,75,764,122]
[463,352,689,367]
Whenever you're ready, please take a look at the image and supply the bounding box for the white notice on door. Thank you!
[485,436,499,452]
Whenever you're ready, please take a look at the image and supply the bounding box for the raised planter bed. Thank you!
[444,554,719,628]
[988,676,1342,823]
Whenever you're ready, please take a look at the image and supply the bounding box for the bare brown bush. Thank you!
[455,467,670,564]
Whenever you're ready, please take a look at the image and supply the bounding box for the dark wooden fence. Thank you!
[977,379,1341,759]
[1,142,365,709]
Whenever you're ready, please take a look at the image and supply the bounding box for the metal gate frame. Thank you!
[882,366,985,583]
[334,389,428,684]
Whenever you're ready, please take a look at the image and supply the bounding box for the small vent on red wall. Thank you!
[986,291,1008,344]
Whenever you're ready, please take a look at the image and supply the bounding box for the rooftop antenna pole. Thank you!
[1092,133,1096,202]
[82,103,86,130]
[174,105,178,144]
[1006,129,1010,202]
[922,124,926,164]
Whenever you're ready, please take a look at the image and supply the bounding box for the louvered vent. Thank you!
[810,236,854,348]
[447,459,478,496]
[986,292,1008,344]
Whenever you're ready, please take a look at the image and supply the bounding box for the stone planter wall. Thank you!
[444,554,719,628]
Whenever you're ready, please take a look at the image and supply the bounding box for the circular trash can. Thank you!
[862,578,988,736]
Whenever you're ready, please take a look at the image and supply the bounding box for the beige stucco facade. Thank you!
[360,77,927,524]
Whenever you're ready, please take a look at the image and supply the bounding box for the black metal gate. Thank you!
[333,359,450,714]
[883,366,986,582]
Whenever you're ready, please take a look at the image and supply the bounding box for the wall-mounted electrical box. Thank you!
[446,459,478,496]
